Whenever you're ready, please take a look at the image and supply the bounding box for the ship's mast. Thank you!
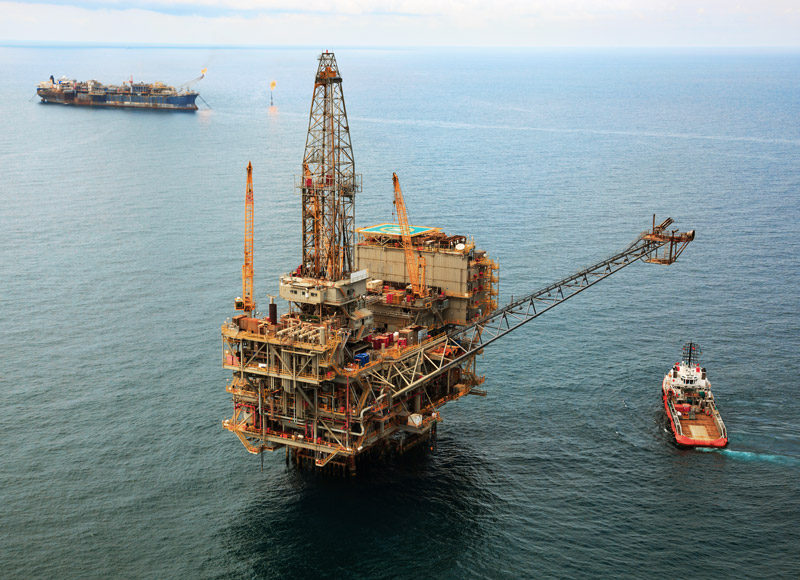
[682,341,701,367]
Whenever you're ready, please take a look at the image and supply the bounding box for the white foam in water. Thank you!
[718,449,800,466]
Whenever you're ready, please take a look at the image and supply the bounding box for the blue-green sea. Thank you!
[1,46,799,578]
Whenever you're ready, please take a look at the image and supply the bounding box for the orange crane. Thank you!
[235,161,255,314]
[392,173,427,297]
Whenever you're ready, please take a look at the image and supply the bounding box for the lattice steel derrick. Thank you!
[300,52,360,281]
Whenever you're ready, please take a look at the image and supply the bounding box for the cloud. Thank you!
[3,0,444,17]
[0,0,761,19]
[1,0,799,46]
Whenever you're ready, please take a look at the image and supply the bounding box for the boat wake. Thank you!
[700,448,800,467]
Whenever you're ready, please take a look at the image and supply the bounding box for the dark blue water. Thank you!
[1,47,799,578]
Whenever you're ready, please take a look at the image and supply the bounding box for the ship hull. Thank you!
[37,89,198,111]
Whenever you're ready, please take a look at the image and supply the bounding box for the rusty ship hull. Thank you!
[37,77,198,111]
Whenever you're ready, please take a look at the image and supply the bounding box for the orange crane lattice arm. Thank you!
[235,161,255,313]
[392,173,426,297]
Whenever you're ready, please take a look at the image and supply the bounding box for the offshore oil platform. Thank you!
[221,52,695,474]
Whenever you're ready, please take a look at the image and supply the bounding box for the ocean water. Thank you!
[1,46,799,578]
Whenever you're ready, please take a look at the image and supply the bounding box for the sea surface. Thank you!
[1,46,799,579]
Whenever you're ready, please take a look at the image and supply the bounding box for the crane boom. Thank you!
[359,218,695,401]
[235,161,255,314]
[392,173,427,297]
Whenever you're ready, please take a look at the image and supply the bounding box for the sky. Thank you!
[1,0,798,47]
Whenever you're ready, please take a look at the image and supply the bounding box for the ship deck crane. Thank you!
[234,162,255,315]
[392,173,427,297]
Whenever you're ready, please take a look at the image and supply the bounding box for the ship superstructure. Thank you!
[221,52,696,473]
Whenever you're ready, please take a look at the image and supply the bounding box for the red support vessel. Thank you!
[662,342,728,448]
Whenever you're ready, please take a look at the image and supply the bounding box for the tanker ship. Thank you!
[36,71,205,111]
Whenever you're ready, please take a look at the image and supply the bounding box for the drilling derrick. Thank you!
[300,51,360,282]
[279,51,366,324]
[221,52,696,475]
